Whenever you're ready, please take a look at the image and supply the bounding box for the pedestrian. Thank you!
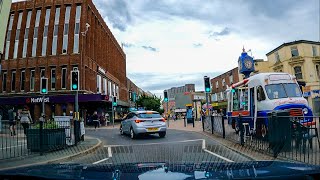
[8,107,16,136]
[20,106,32,135]
[92,111,99,130]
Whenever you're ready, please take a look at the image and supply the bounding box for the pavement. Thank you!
[0,136,102,171]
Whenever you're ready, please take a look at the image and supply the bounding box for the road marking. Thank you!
[92,147,112,165]
[108,147,112,157]
[202,139,234,163]
[92,158,109,165]
[103,139,204,147]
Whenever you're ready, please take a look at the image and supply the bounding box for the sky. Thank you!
[13,0,320,97]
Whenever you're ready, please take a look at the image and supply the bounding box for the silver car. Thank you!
[120,111,167,139]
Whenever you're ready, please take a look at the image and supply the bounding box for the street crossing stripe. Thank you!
[202,139,234,162]
[103,139,205,147]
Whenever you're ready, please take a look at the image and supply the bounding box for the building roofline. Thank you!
[266,40,320,56]
[211,67,238,80]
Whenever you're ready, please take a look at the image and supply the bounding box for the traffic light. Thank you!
[71,70,79,91]
[164,91,168,102]
[40,78,48,94]
[204,76,210,93]
[112,96,117,106]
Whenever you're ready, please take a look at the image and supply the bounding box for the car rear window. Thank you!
[137,113,162,118]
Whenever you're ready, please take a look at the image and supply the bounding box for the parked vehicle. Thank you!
[226,72,314,138]
[120,111,167,139]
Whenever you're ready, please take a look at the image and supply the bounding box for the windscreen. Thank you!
[138,113,162,118]
[265,83,302,100]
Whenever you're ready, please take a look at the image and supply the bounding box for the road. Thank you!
[60,128,251,165]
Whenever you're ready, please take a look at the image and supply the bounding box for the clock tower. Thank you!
[238,47,255,78]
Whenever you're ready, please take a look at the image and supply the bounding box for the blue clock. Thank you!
[238,48,254,78]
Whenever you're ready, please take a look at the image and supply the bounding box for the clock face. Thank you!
[244,59,253,69]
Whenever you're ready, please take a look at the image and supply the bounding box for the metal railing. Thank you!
[0,119,82,160]
[203,114,320,165]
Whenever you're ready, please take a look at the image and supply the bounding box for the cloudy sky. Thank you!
[26,0,320,97]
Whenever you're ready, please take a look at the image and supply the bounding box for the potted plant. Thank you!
[26,120,66,152]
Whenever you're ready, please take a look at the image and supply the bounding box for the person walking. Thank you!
[92,111,99,130]
[20,106,32,135]
[8,107,16,136]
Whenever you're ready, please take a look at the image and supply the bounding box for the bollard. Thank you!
[222,115,225,139]
[239,114,244,146]
[211,116,214,134]
[39,119,44,156]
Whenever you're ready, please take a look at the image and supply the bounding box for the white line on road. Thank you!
[103,139,205,147]
[107,147,112,157]
[92,147,112,165]
[92,158,109,165]
[202,139,234,163]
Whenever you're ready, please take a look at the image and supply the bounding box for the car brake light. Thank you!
[160,118,166,122]
[135,120,144,123]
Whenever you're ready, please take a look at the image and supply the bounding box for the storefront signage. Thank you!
[194,95,205,100]
[26,97,50,103]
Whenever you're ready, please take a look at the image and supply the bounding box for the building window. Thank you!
[13,12,23,59]
[294,66,303,80]
[103,78,107,95]
[22,10,32,58]
[113,83,116,96]
[2,72,7,92]
[40,69,45,78]
[229,74,233,84]
[275,51,280,62]
[312,46,318,56]
[32,9,41,57]
[61,68,67,89]
[42,8,51,56]
[73,5,81,53]
[52,7,60,55]
[116,85,119,98]
[5,14,14,60]
[291,46,299,57]
[216,81,219,88]
[222,78,226,86]
[11,71,16,92]
[20,70,25,91]
[30,70,35,91]
[62,6,71,54]
[51,68,56,90]
[96,75,101,93]
[108,81,112,96]
[316,64,320,79]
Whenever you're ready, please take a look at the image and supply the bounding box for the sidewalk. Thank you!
[167,119,203,131]
[0,136,102,170]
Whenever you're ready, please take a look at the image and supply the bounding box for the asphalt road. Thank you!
[61,128,251,165]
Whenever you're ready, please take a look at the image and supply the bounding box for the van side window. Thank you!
[257,86,266,101]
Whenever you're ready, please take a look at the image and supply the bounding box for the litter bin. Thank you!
[268,110,292,157]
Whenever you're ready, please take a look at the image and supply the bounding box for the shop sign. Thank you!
[26,97,50,103]
[311,90,320,98]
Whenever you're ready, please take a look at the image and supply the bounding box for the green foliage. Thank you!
[136,94,162,112]
[34,120,59,129]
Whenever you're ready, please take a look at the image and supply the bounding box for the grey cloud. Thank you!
[141,46,157,52]
[209,28,231,38]
[93,0,132,31]
[193,43,203,48]
[122,43,134,48]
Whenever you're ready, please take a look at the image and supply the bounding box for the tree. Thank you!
[136,94,162,112]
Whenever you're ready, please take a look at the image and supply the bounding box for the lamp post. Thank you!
[81,23,90,92]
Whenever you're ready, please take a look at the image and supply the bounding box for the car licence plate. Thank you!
[147,128,159,132]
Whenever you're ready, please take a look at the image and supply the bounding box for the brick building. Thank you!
[0,0,128,120]
[210,67,240,109]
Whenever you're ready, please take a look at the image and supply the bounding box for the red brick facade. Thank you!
[211,67,239,97]
[0,0,128,120]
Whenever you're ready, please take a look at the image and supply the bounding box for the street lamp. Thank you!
[81,23,90,91]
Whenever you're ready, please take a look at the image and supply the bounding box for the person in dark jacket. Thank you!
[8,107,16,136]
[92,111,99,130]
